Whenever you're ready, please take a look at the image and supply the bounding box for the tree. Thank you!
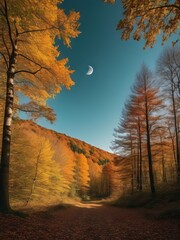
[113,64,164,195]
[88,160,102,198]
[10,128,66,206]
[54,141,76,197]
[155,128,171,184]
[24,138,55,205]
[0,75,5,154]
[112,103,144,193]
[157,47,180,180]
[74,153,90,198]
[105,0,180,48]
[9,124,36,205]
[132,65,164,194]
[100,163,114,198]
[0,0,80,212]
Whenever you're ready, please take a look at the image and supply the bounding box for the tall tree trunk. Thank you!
[145,99,156,194]
[136,151,140,190]
[138,119,142,192]
[130,135,134,194]
[171,87,180,181]
[168,125,176,167]
[133,150,138,191]
[160,135,167,183]
[0,50,17,213]
[146,120,155,194]
[0,0,18,213]
[0,71,14,212]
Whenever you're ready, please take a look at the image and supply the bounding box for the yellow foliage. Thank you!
[8,120,116,205]
[0,0,80,121]
[75,153,90,193]
[114,0,180,48]
[9,126,69,205]
[54,141,75,189]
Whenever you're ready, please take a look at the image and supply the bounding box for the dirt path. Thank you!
[0,203,179,240]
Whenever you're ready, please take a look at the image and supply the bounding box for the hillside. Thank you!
[15,119,115,164]
[7,119,117,207]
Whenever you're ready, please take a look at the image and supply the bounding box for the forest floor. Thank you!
[0,201,180,240]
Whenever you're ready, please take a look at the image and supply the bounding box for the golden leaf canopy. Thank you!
[117,0,180,48]
[103,0,179,48]
[0,0,80,103]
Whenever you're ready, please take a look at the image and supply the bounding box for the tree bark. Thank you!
[130,135,134,194]
[145,102,156,194]
[138,118,142,192]
[143,82,156,195]
[160,135,167,183]
[0,47,17,213]
[171,86,180,181]
[0,0,19,213]
[0,71,14,212]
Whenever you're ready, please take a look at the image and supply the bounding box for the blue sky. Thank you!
[35,0,177,152]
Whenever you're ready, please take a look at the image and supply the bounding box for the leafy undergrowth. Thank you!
[111,188,180,220]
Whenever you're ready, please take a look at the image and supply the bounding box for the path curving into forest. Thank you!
[0,203,179,240]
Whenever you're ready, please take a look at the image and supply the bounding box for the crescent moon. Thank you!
[86,65,93,75]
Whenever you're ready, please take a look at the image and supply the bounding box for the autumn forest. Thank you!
[112,48,180,196]
[0,0,180,240]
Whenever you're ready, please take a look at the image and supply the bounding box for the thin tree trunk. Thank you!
[145,95,156,194]
[146,121,155,194]
[130,136,134,194]
[168,125,176,167]
[160,135,167,183]
[25,149,41,206]
[131,157,134,194]
[171,87,180,181]
[134,140,139,191]
[138,118,142,192]
[136,151,140,190]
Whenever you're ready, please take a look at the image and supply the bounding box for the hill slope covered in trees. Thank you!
[6,120,117,208]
